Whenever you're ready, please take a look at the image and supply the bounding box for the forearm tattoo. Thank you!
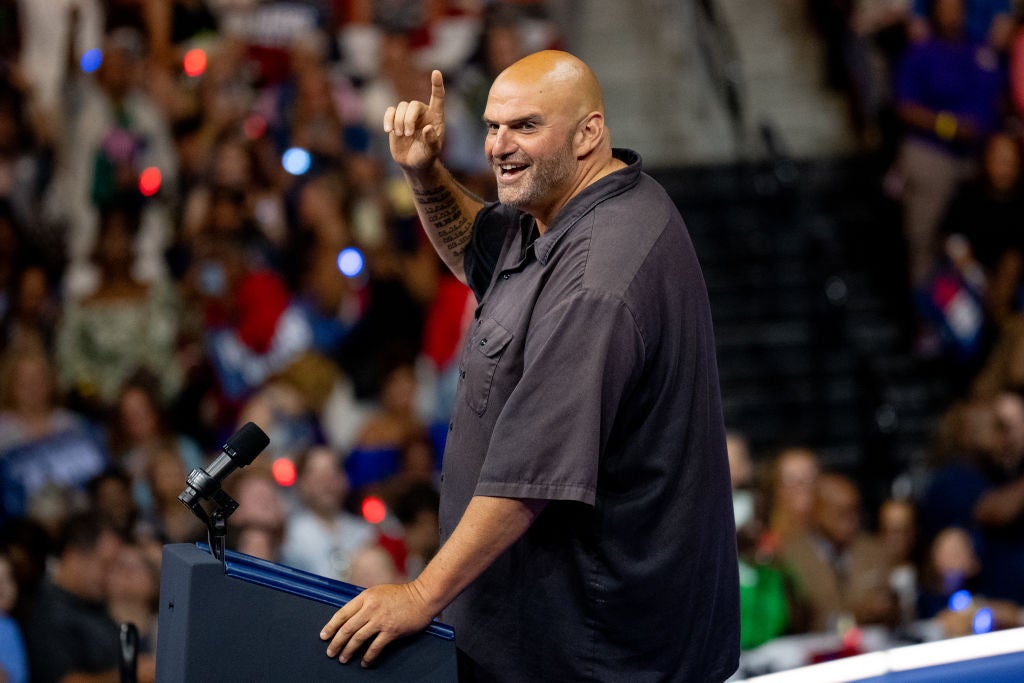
[414,186,473,256]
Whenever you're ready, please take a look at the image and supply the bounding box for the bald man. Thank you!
[321,51,739,681]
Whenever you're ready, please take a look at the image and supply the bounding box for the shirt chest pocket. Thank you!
[462,318,513,416]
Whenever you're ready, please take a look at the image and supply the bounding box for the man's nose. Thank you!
[490,127,515,158]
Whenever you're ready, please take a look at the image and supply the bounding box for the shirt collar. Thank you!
[527,148,643,265]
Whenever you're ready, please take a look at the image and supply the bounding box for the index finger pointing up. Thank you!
[427,70,445,114]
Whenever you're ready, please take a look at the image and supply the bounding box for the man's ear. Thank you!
[574,112,604,157]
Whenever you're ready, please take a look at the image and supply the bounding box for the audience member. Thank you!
[0,345,87,453]
[86,468,139,540]
[878,498,920,624]
[60,27,177,298]
[920,526,1024,635]
[891,0,1005,290]
[943,132,1024,328]
[759,446,821,558]
[388,480,441,580]
[921,391,1024,602]
[137,439,205,547]
[345,362,430,491]
[224,467,288,563]
[0,551,27,683]
[1,263,58,354]
[105,543,160,654]
[907,0,1014,49]
[54,206,184,415]
[780,472,899,631]
[25,512,155,683]
[346,542,404,588]
[106,371,205,515]
[917,525,981,618]
[729,434,805,649]
[281,445,376,579]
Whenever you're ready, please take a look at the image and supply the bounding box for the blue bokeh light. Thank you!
[282,147,311,176]
[948,589,972,612]
[972,607,993,634]
[81,49,103,73]
[337,248,365,278]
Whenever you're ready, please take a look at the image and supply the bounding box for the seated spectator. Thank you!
[943,132,1024,328]
[25,512,155,683]
[86,468,139,540]
[347,543,404,588]
[923,391,1024,603]
[105,543,160,654]
[1,263,58,355]
[0,551,27,683]
[235,363,327,464]
[224,467,288,563]
[55,205,184,415]
[758,446,821,558]
[0,518,50,627]
[106,370,205,515]
[281,445,376,579]
[388,480,441,580]
[878,498,920,624]
[729,434,806,648]
[0,345,87,454]
[891,0,1005,291]
[917,525,981,618]
[780,472,899,631]
[346,363,430,491]
[919,396,1000,537]
[921,526,1024,634]
[137,439,205,547]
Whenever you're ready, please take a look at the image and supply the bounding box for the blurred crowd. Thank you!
[725,0,1024,669]
[3,0,1024,680]
[0,0,562,681]
[814,0,1024,370]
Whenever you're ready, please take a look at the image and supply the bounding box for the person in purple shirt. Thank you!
[910,0,1014,50]
[893,0,1006,290]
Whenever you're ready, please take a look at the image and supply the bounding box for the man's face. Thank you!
[815,479,860,549]
[483,78,579,219]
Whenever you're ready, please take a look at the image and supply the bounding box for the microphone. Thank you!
[179,422,269,508]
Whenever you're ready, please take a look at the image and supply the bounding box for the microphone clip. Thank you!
[179,482,239,567]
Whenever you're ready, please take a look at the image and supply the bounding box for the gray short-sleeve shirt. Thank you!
[442,149,740,682]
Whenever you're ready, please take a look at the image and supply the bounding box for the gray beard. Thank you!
[495,140,577,211]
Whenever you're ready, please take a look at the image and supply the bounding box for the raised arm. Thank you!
[384,70,486,284]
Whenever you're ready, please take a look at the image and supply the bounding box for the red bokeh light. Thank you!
[272,458,297,487]
[138,167,162,197]
[183,48,207,77]
[361,496,387,525]
[243,114,267,140]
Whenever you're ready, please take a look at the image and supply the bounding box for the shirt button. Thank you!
[479,338,488,346]
[460,369,466,379]
[448,421,454,432]
[502,273,510,280]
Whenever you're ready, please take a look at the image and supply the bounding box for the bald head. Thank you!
[493,50,605,121]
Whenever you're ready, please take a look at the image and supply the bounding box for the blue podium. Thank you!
[155,543,457,681]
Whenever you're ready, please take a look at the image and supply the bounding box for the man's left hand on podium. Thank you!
[320,582,436,667]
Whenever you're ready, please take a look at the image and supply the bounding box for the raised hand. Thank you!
[383,70,446,172]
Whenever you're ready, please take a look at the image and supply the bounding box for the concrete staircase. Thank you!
[557,0,858,166]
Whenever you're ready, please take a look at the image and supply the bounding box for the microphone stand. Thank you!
[179,484,239,570]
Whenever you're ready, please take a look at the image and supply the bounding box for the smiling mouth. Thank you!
[497,163,529,179]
